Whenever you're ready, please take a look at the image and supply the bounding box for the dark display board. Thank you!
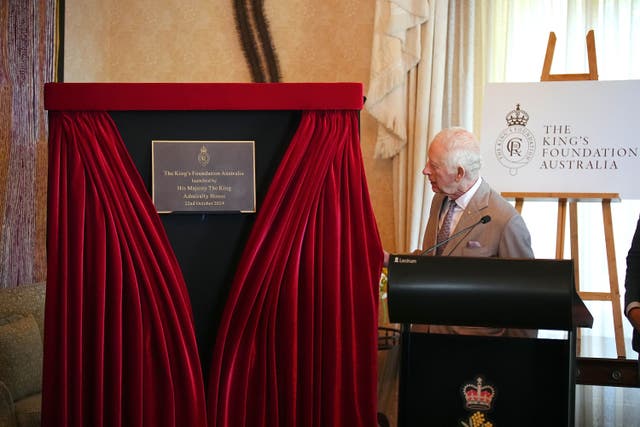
[111,109,299,381]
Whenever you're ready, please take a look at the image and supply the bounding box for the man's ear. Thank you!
[456,166,465,181]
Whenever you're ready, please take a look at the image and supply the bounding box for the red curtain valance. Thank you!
[44,82,364,111]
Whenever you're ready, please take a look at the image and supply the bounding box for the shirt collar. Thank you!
[449,177,482,210]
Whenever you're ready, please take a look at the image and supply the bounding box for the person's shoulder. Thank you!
[485,185,521,218]
[484,183,513,206]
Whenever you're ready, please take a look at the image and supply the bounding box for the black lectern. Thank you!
[387,255,593,427]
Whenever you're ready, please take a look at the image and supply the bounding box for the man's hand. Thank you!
[628,307,640,332]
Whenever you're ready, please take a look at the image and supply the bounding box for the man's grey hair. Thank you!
[437,127,483,180]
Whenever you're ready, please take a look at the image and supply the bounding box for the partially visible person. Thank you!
[624,214,640,380]
[417,127,535,337]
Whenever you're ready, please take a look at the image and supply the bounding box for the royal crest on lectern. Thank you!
[459,376,496,427]
[494,104,535,176]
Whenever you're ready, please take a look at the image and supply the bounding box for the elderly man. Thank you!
[421,127,533,258]
[418,127,535,337]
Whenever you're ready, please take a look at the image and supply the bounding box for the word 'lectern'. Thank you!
[387,255,593,427]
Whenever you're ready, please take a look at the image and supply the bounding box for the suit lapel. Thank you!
[451,180,490,234]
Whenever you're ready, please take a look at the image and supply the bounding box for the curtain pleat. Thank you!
[208,110,383,427]
[43,111,207,427]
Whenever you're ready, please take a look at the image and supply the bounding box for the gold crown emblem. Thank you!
[197,145,211,166]
[462,377,495,411]
[505,104,529,126]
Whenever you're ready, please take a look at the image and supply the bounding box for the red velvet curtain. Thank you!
[43,111,207,427]
[207,110,383,427]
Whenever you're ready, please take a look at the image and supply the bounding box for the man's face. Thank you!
[423,141,459,195]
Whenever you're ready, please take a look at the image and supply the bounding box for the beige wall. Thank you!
[65,0,395,251]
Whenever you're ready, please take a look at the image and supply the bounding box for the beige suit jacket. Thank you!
[417,179,535,337]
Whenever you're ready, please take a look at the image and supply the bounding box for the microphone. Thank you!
[420,215,491,256]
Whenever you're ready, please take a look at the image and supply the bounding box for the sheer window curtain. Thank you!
[365,0,490,255]
[366,1,470,425]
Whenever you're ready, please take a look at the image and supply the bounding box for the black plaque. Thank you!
[152,140,256,213]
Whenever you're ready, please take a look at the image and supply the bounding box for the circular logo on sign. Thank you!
[494,104,535,175]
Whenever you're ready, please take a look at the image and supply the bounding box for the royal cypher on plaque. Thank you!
[152,141,256,213]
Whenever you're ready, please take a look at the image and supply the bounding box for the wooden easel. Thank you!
[503,30,627,360]
[504,192,625,359]
[540,30,598,81]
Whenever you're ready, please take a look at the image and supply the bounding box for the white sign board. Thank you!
[480,80,640,199]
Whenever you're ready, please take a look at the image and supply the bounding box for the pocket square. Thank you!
[466,240,482,248]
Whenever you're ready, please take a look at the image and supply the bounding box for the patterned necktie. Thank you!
[436,200,457,255]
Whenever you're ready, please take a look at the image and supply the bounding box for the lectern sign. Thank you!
[152,140,256,213]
